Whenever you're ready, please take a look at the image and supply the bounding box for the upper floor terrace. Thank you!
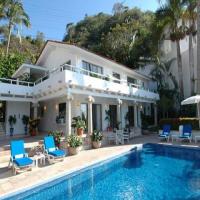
[0,63,159,103]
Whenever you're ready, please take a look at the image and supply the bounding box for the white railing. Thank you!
[0,78,34,87]
[59,64,142,87]
[59,64,156,93]
[0,64,157,93]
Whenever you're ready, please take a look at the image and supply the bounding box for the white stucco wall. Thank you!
[36,42,152,90]
[6,101,30,135]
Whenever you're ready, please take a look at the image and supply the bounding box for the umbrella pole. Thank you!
[197,103,200,128]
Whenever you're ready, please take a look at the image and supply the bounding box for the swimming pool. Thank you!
[2,143,200,200]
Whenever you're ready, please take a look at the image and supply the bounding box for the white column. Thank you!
[117,99,122,129]
[66,94,73,138]
[134,103,138,127]
[87,96,95,134]
[154,104,158,126]
[138,104,142,127]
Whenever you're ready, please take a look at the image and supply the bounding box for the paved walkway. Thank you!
[0,134,200,197]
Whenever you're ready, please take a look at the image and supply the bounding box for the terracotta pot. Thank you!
[30,129,37,136]
[77,128,84,136]
[68,147,80,155]
[92,141,102,149]
[107,127,112,131]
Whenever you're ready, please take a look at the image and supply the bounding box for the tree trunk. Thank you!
[197,1,200,94]
[6,22,12,56]
[176,40,184,100]
[189,33,195,95]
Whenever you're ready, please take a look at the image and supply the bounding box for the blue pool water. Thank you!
[3,143,200,200]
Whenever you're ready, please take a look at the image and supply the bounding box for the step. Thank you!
[0,155,10,163]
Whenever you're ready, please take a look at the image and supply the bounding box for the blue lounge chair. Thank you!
[179,124,192,143]
[10,140,33,175]
[44,136,65,163]
[159,125,171,142]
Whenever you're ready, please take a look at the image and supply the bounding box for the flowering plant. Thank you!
[48,130,64,147]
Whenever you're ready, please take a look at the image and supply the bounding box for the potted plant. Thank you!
[22,115,29,135]
[105,109,112,131]
[29,118,40,136]
[67,134,82,155]
[48,131,64,148]
[72,116,86,136]
[91,130,103,149]
[8,115,17,136]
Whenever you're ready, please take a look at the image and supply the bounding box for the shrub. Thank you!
[67,134,82,148]
[48,131,64,147]
[91,130,103,142]
[159,118,200,130]
[141,113,154,129]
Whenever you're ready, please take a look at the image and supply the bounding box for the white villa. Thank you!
[0,40,159,137]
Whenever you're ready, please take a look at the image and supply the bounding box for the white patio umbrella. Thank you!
[181,95,200,127]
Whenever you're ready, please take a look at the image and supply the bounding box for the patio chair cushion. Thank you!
[159,134,168,137]
[48,150,65,157]
[14,157,33,167]
[10,140,26,158]
[163,132,169,135]
[183,132,190,137]
[179,135,190,138]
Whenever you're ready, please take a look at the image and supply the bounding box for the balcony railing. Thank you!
[0,78,34,87]
[58,64,157,93]
[0,64,157,94]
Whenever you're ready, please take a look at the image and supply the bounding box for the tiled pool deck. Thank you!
[0,134,200,197]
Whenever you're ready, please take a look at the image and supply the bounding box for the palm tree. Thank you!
[156,0,186,100]
[1,0,30,56]
[197,0,200,94]
[182,0,197,95]
[150,56,178,90]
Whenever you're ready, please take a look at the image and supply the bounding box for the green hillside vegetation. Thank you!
[63,7,162,68]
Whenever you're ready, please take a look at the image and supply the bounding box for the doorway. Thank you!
[0,101,6,123]
[92,104,102,131]
[128,106,134,127]
[109,105,117,129]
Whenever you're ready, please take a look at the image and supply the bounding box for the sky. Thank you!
[22,0,160,41]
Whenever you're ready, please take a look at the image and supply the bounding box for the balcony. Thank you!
[0,64,159,102]
[0,78,34,101]
[33,64,159,101]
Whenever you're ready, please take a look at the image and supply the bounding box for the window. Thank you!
[112,72,120,84]
[127,77,138,86]
[58,103,66,122]
[82,61,103,75]
[80,104,88,121]
[61,60,71,71]
[81,104,88,130]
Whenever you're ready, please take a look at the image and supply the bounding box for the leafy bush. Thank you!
[159,118,199,130]
[71,116,86,129]
[141,113,154,129]
[8,115,17,128]
[91,130,103,142]
[22,115,29,126]
[67,134,82,148]
[48,131,64,147]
